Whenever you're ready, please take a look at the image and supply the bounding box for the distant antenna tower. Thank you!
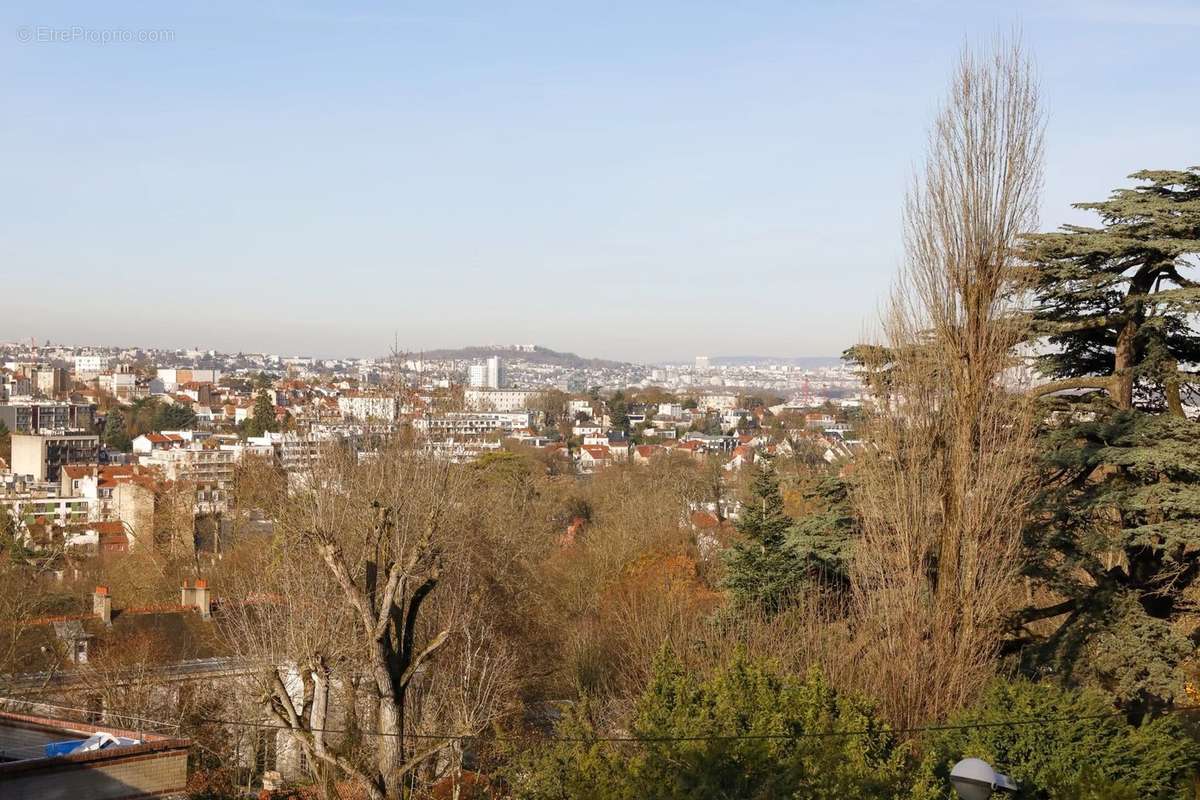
[801,376,812,407]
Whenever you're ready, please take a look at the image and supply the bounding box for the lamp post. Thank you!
[950,758,1019,800]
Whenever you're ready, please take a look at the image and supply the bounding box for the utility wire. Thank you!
[6,696,1200,746]
[187,704,1200,743]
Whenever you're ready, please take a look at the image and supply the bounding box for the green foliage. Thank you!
[786,476,857,588]
[1020,400,1200,707]
[722,465,804,611]
[0,419,10,464]
[153,403,197,431]
[241,390,278,438]
[1018,169,1200,712]
[1024,168,1200,408]
[509,650,907,800]
[102,409,133,452]
[608,394,629,432]
[252,371,275,392]
[912,679,1200,800]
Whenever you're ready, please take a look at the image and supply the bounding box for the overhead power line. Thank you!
[189,704,1200,743]
[5,696,1199,746]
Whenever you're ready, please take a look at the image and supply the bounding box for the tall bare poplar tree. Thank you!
[849,37,1043,728]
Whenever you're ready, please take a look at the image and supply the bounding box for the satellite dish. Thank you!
[950,757,1019,800]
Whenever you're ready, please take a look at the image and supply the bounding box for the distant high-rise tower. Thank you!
[486,355,506,389]
[468,356,506,389]
[695,355,710,373]
[467,364,488,388]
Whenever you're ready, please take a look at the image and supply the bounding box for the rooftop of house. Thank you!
[11,584,223,677]
[0,707,190,798]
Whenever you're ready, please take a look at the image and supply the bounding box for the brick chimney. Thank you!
[92,586,111,626]
[182,578,212,620]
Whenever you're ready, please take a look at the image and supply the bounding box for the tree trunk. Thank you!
[377,695,404,798]
[1113,318,1137,411]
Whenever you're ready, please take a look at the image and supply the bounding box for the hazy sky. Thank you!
[2,1,1197,362]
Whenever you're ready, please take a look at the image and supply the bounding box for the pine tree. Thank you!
[1019,168,1200,710]
[244,389,278,438]
[0,419,10,465]
[722,464,801,611]
[102,409,132,452]
[787,476,857,590]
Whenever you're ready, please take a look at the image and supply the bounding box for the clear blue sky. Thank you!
[2,1,1197,362]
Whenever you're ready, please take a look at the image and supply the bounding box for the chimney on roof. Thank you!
[182,578,212,620]
[92,586,111,625]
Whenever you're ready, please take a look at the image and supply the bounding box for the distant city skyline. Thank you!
[0,335,844,368]
[4,1,1198,361]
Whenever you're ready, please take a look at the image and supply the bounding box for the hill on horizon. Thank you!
[415,345,628,370]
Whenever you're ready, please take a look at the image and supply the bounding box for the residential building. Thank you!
[568,399,594,417]
[467,364,487,388]
[97,370,137,399]
[487,355,505,389]
[698,393,738,411]
[413,412,533,438]
[337,394,399,422]
[72,354,111,379]
[142,445,236,513]
[0,708,189,800]
[577,444,610,473]
[424,438,503,462]
[0,401,95,434]
[467,356,506,389]
[156,367,221,390]
[0,474,92,529]
[10,433,101,483]
[131,432,185,455]
[463,388,540,412]
[29,366,69,397]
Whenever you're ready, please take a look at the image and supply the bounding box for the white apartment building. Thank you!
[337,395,399,421]
[73,354,112,378]
[466,356,506,389]
[98,371,138,398]
[699,393,739,411]
[463,388,540,412]
[424,438,502,463]
[142,445,236,513]
[413,412,533,438]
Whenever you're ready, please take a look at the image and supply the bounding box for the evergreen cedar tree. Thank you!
[1018,168,1200,713]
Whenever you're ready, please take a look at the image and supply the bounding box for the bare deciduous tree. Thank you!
[220,443,470,800]
[848,36,1043,728]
